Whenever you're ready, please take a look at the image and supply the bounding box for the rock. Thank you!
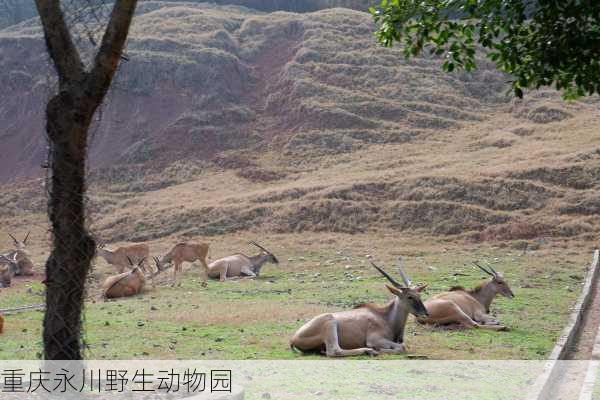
[137,321,145,327]
[261,393,271,399]
[365,254,372,259]
[150,306,158,311]
[427,266,437,271]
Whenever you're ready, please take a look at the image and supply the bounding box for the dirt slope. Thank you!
[1,2,599,243]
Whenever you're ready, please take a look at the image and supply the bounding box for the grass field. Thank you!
[0,233,591,360]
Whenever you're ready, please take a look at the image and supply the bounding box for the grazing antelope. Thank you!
[97,243,154,287]
[290,261,428,357]
[207,241,279,281]
[155,242,210,286]
[96,243,151,273]
[102,257,147,299]
[417,262,514,331]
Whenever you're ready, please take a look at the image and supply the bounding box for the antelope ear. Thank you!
[386,284,403,296]
[416,284,428,293]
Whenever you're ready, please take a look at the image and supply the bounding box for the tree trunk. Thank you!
[35,0,138,360]
[43,90,96,360]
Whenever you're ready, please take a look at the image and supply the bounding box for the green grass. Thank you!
[0,245,587,360]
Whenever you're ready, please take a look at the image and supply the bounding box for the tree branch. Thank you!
[87,0,138,103]
[34,0,85,86]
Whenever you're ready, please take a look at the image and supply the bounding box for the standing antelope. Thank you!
[155,242,210,286]
[102,257,147,299]
[290,260,428,357]
[417,262,514,331]
[96,243,151,273]
[207,241,279,281]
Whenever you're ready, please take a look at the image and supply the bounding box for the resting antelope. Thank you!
[207,241,279,281]
[155,242,210,286]
[417,262,514,330]
[97,243,154,286]
[1,251,34,276]
[0,255,13,287]
[8,231,30,252]
[102,257,147,299]
[290,261,428,357]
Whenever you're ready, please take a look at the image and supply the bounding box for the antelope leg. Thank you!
[323,318,378,357]
[219,263,229,282]
[367,337,407,354]
[240,266,256,278]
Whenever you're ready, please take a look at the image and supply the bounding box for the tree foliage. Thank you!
[371,0,600,98]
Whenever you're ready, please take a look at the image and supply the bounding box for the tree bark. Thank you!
[35,0,138,360]
[43,91,96,360]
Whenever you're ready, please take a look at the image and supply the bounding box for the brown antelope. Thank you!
[97,243,154,287]
[155,242,210,287]
[8,231,30,252]
[1,251,34,276]
[5,232,34,276]
[417,262,514,331]
[102,257,147,299]
[207,241,279,281]
[290,261,428,357]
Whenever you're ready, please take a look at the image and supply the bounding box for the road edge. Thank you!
[528,249,600,400]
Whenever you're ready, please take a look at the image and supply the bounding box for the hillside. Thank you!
[1,2,599,243]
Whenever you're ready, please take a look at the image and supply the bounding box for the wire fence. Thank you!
[40,0,131,360]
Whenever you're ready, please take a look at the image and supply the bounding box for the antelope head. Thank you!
[474,262,515,299]
[372,259,429,317]
[8,231,30,251]
[250,241,279,265]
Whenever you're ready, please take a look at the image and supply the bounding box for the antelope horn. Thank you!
[371,262,404,288]
[249,241,273,255]
[126,256,135,267]
[23,231,30,244]
[8,233,18,245]
[138,257,146,266]
[487,264,499,276]
[396,257,412,287]
[473,261,494,277]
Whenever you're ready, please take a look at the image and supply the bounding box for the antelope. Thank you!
[97,243,151,273]
[417,262,514,331]
[207,241,279,281]
[0,255,13,288]
[8,231,30,252]
[102,257,147,299]
[155,242,210,286]
[96,243,154,286]
[290,260,428,357]
[1,251,34,276]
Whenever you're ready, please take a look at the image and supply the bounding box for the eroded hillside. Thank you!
[0,2,599,243]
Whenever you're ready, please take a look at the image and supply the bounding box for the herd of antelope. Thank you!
[0,232,516,357]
